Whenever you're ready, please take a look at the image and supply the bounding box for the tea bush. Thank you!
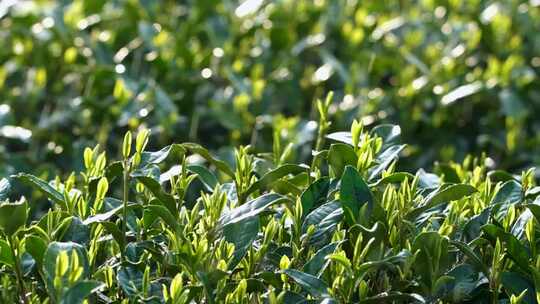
[1,0,540,179]
[1,118,540,303]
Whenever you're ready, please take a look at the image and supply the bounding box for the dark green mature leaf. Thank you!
[491,180,523,220]
[197,270,228,304]
[424,184,477,207]
[139,144,185,167]
[222,216,259,267]
[146,204,181,232]
[0,239,14,267]
[21,252,34,276]
[182,143,235,178]
[412,232,450,292]
[368,144,405,181]
[100,221,125,249]
[0,198,28,235]
[501,272,536,304]
[301,177,330,217]
[302,201,342,233]
[245,164,309,196]
[371,172,414,187]
[280,290,307,304]
[219,193,288,227]
[462,207,491,242]
[409,184,477,219]
[511,209,532,240]
[83,203,124,225]
[283,269,330,298]
[133,174,176,215]
[370,124,401,148]
[43,242,90,299]
[0,178,10,200]
[58,217,90,245]
[435,164,461,184]
[482,224,530,272]
[60,281,105,304]
[491,180,522,205]
[527,204,540,224]
[117,266,143,297]
[104,161,124,181]
[340,166,373,226]
[13,173,65,204]
[349,222,388,261]
[488,170,516,183]
[187,164,219,191]
[358,292,425,303]
[327,144,357,178]
[24,235,47,266]
[124,242,146,265]
[273,179,303,196]
[450,240,489,276]
[437,264,479,302]
[303,242,340,277]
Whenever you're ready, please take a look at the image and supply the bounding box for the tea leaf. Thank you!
[245,164,309,196]
[283,269,330,298]
[60,280,104,304]
[219,193,288,227]
[0,178,10,200]
[0,239,14,267]
[300,177,330,217]
[327,144,357,177]
[0,198,28,235]
[14,173,65,204]
[340,166,373,226]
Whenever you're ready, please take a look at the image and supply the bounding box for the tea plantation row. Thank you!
[0,120,539,303]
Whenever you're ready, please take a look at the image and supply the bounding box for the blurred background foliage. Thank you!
[0,0,539,179]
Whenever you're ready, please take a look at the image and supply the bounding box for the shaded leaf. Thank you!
[359,292,425,303]
[187,164,219,192]
[246,164,309,196]
[327,144,357,178]
[370,124,401,148]
[0,198,28,235]
[222,216,259,267]
[145,204,181,232]
[482,224,530,272]
[300,177,330,217]
[368,144,405,181]
[24,235,48,267]
[501,272,536,304]
[13,173,65,204]
[340,166,373,226]
[283,269,330,298]
[60,281,104,304]
[0,178,10,200]
[133,174,176,215]
[182,143,235,178]
[219,193,288,227]
[117,266,143,297]
[0,239,14,267]
[303,242,340,277]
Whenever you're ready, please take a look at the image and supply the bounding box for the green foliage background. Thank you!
[1,0,539,178]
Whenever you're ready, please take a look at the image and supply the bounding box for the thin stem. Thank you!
[492,288,498,304]
[309,119,328,182]
[8,236,29,304]
[122,159,129,259]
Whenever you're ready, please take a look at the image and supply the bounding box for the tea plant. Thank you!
[1,0,540,179]
[0,121,539,303]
